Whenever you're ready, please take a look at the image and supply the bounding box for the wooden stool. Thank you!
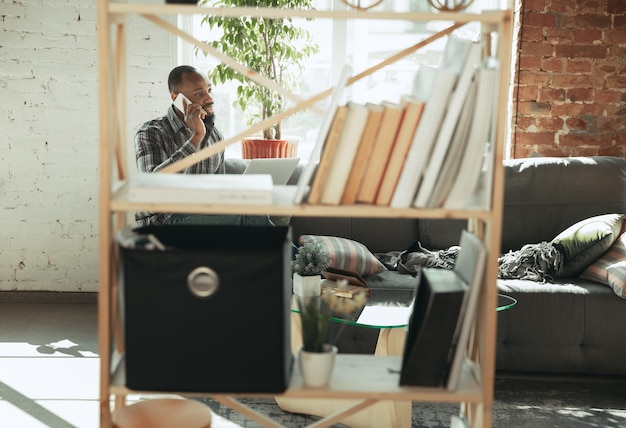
[113,399,212,428]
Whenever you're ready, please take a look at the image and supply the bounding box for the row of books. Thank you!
[297,36,499,210]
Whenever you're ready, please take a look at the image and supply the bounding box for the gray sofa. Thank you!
[226,156,626,375]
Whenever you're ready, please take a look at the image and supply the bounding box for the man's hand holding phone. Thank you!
[173,92,191,114]
[174,93,206,147]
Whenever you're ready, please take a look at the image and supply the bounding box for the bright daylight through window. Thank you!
[179,0,508,159]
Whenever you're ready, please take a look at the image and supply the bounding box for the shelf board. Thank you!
[111,354,482,403]
[110,182,492,219]
[107,3,509,24]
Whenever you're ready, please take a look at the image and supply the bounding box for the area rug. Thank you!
[194,375,626,427]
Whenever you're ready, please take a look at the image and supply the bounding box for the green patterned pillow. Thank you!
[299,235,387,277]
[552,214,624,278]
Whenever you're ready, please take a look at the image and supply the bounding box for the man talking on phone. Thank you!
[134,65,273,227]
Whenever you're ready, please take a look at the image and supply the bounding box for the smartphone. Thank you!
[173,93,191,113]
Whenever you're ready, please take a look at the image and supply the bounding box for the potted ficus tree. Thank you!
[198,0,319,158]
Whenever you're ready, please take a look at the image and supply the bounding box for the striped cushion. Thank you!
[581,220,626,298]
[299,235,387,276]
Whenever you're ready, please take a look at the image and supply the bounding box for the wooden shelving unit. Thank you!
[97,2,512,426]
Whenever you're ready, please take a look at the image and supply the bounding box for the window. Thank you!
[180,0,506,159]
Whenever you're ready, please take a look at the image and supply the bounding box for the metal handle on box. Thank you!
[187,267,219,298]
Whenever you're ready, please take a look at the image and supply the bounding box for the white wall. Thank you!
[0,0,174,292]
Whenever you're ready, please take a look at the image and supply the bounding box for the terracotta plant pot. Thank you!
[241,138,299,159]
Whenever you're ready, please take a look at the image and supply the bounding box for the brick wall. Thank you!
[0,0,172,292]
[511,0,626,158]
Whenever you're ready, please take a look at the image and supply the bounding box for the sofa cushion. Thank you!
[581,220,626,298]
[299,235,387,276]
[551,214,623,277]
[496,277,626,375]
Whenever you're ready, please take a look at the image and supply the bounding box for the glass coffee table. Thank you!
[281,291,517,426]
[280,291,518,426]
[290,290,413,356]
[498,293,517,311]
[282,292,413,425]
[290,292,517,354]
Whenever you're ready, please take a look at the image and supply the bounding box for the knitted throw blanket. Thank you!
[398,241,461,275]
[375,241,461,275]
[498,241,563,282]
[378,240,564,283]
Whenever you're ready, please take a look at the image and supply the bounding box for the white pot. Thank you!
[293,273,321,297]
[298,344,338,387]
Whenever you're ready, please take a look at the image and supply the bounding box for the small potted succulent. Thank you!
[291,241,330,296]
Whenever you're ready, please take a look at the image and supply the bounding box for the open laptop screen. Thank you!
[243,158,300,185]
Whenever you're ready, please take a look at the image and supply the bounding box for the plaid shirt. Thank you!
[134,106,225,226]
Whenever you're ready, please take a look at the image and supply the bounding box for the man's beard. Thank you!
[203,112,216,130]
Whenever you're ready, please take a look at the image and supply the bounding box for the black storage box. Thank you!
[117,225,293,393]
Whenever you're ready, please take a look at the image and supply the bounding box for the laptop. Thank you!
[243,157,300,185]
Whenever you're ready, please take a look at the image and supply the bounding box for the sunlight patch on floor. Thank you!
[605,409,626,419]
[0,340,98,358]
[557,407,596,418]
[0,352,100,428]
